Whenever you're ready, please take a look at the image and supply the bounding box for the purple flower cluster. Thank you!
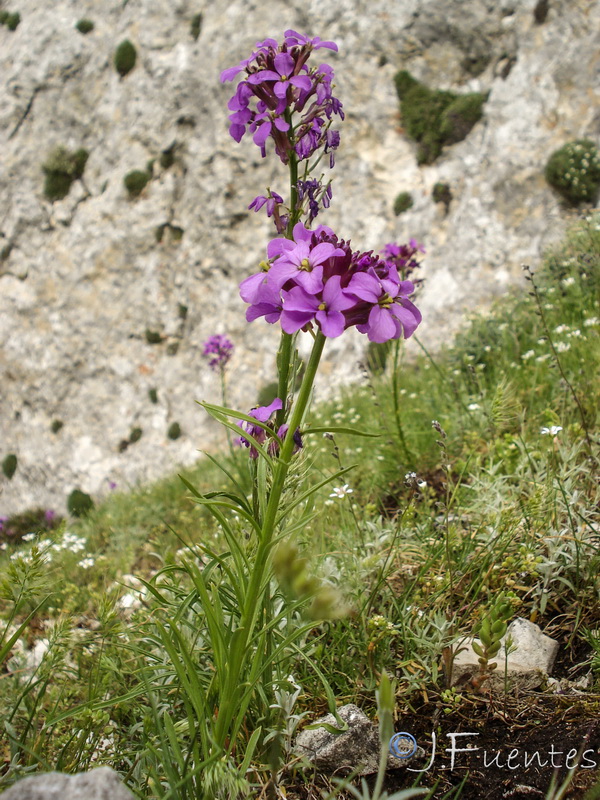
[380,240,425,281]
[203,334,234,371]
[237,398,302,459]
[240,222,422,343]
[220,30,343,165]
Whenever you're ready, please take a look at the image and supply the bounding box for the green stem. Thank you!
[275,142,300,429]
[391,340,415,468]
[214,331,327,749]
[220,367,236,462]
[275,333,293,429]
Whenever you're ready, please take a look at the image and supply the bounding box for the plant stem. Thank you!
[214,331,327,749]
[275,143,300,429]
[525,265,593,455]
[391,340,415,467]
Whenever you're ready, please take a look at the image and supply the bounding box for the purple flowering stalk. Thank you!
[221,31,345,421]
[191,31,425,758]
[203,334,234,404]
[203,334,236,455]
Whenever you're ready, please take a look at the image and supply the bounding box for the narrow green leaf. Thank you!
[302,425,381,438]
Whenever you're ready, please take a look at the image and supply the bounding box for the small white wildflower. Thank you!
[377,455,385,461]
[498,323,508,331]
[409,392,417,399]
[521,350,535,361]
[405,472,417,481]
[78,557,95,569]
[540,426,562,436]
[536,354,551,363]
[467,403,481,411]
[22,533,36,542]
[417,480,427,489]
[583,317,598,327]
[555,341,571,352]
[329,484,353,499]
[0,542,7,551]
[400,389,407,395]
[567,329,581,337]
[537,338,546,345]
[554,324,570,334]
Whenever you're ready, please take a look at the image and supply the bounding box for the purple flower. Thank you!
[245,281,283,325]
[237,398,283,458]
[247,52,312,100]
[281,276,356,337]
[283,30,338,52]
[44,509,56,525]
[347,272,422,342]
[220,33,342,166]
[249,190,284,217]
[269,423,303,456]
[239,221,423,344]
[203,335,234,370]
[380,240,425,280]
[296,179,333,223]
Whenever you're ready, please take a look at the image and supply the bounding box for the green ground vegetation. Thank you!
[0,214,599,799]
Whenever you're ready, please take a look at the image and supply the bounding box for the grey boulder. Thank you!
[295,703,418,776]
[0,768,135,800]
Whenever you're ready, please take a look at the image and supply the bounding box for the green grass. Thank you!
[0,214,599,798]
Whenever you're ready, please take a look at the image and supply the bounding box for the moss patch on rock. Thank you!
[393,191,413,216]
[114,39,136,77]
[433,181,453,210]
[190,13,202,41]
[75,18,94,34]
[0,11,20,30]
[167,422,181,440]
[124,169,151,198]
[545,140,600,206]
[42,146,89,201]
[394,70,487,164]
[67,489,94,517]
[2,453,17,480]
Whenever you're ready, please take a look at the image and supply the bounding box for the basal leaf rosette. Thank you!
[241,222,422,343]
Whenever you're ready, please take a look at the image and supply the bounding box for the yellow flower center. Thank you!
[259,260,270,273]
[378,292,394,308]
[299,258,311,271]
[317,302,327,311]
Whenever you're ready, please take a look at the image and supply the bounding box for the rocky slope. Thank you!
[1,0,598,515]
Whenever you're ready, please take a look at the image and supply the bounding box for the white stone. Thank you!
[0,767,135,800]
[452,618,559,690]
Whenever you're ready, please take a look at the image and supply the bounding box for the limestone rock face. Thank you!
[0,767,135,800]
[1,0,598,515]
